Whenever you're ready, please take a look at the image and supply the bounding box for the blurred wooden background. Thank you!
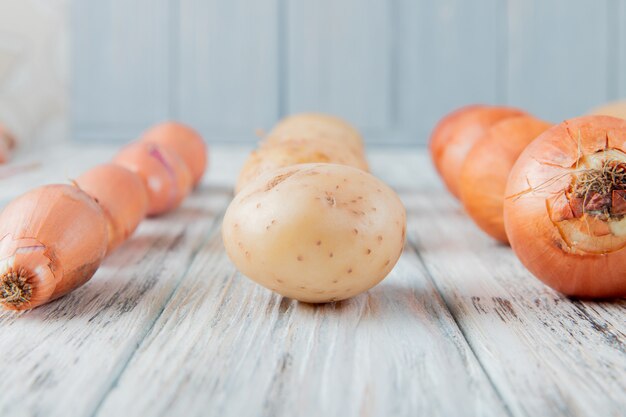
[71,0,626,145]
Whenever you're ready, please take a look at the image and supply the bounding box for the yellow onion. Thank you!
[141,121,208,187]
[460,115,551,243]
[430,105,526,198]
[504,115,626,298]
[113,142,192,216]
[236,137,369,193]
[263,112,365,156]
[0,185,109,310]
[75,164,149,253]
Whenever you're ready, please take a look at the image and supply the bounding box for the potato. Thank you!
[222,163,406,303]
[264,112,364,156]
[235,138,369,193]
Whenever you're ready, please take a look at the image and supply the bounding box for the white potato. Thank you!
[264,112,365,156]
[222,163,406,303]
[235,137,369,193]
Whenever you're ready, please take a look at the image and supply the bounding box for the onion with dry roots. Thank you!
[504,115,626,298]
[223,163,406,303]
[236,137,369,193]
[263,112,365,156]
[589,100,626,120]
[0,185,109,310]
[460,115,551,243]
[113,141,193,216]
[76,164,149,253]
[430,105,526,198]
[141,121,208,187]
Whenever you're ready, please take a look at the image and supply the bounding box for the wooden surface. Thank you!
[71,0,625,145]
[0,145,624,417]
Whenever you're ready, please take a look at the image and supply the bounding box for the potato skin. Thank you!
[222,163,406,303]
[236,138,369,193]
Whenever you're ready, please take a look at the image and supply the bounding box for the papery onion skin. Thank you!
[113,142,193,216]
[460,115,551,243]
[263,113,365,156]
[0,124,16,163]
[0,185,109,310]
[76,164,149,254]
[504,115,626,298]
[589,100,626,120]
[236,138,369,193]
[141,122,208,187]
[430,105,527,198]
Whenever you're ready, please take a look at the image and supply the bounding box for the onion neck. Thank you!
[0,268,32,308]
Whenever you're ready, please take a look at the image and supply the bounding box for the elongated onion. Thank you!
[504,115,626,298]
[236,137,369,193]
[460,115,551,243]
[0,185,108,310]
[589,100,626,120]
[76,164,149,253]
[141,122,208,186]
[430,105,526,198]
[113,142,192,216]
[263,112,365,156]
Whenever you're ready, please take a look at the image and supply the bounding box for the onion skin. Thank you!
[75,164,149,254]
[113,142,193,216]
[0,185,109,310]
[430,105,526,198]
[236,138,369,193]
[141,122,208,187]
[263,112,365,156]
[589,100,626,120]
[460,115,551,243]
[504,115,626,298]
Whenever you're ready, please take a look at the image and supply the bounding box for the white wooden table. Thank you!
[0,144,624,417]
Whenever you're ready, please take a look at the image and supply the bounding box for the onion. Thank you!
[504,115,626,298]
[113,142,192,216]
[0,185,109,310]
[589,100,626,120]
[263,112,365,156]
[460,115,551,243]
[75,164,149,253]
[430,105,526,198]
[141,122,208,187]
[236,137,369,193]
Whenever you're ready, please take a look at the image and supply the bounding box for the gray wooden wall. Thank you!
[71,0,626,145]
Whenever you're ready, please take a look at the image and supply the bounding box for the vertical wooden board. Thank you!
[176,0,280,140]
[507,0,609,121]
[395,0,501,144]
[406,153,626,417]
[286,0,393,136]
[71,0,171,141]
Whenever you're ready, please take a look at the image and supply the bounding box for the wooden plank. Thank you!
[506,0,610,120]
[286,0,393,137]
[71,0,171,142]
[176,0,280,141]
[395,0,502,144]
[0,146,231,416]
[406,153,626,417]
[94,151,507,417]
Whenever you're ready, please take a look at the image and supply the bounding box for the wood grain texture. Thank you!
[71,0,172,142]
[405,153,626,417]
[395,0,502,143]
[176,0,280,139]
[0,145,624,417]
[0,146,232,416]
[506,0,610,121]
[286,0,393,134]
